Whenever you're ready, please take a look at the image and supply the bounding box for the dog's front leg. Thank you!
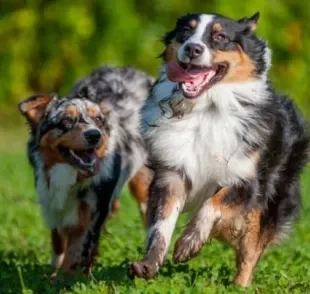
[50,228,67,279]
[128,170,187,279]
[173,186,229,263]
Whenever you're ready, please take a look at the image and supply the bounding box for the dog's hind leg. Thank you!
[233,209,271,287]
[128,170,186,279]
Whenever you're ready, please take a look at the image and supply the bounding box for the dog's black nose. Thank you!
[84,129,102,146]
[184,43,204,59]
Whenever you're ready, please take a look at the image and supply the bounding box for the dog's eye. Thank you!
[94,116,105,127]
[213,32,227,42]
[62,116,74,127]
[177,27,191,42]
[182,27,191,37]
[181,27,191,39]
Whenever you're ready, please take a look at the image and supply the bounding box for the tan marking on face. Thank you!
[39,128,68,170]
[164,40,181,63]
[87,105,100,117]
[213,45,256,83]
[213,23,222,32]
[94,134,108,159]
[189,19,197,29]
[40,124,88,150]
[100,102,110,115]
[66,105,78,119]
[40,124,107,170]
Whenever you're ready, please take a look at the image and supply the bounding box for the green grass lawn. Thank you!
[0,127,309,294]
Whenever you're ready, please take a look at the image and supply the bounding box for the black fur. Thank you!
[129,12,309,284]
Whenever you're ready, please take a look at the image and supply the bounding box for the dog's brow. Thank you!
[75,101,98,124]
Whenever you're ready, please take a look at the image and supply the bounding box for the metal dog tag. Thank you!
[159,95,195,119]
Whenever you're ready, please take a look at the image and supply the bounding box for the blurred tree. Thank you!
[0,0,309,123]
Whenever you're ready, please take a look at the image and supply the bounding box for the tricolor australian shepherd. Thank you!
[128,13,309,286]
[19,66,153,276]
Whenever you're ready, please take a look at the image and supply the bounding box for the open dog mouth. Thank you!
[58,146,101,178]
[166,61,228,99]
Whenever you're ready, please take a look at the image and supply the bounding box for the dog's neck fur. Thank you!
[32,145,118,229]
[33,150,85,229]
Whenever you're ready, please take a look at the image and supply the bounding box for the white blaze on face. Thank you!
[177,14,215,66]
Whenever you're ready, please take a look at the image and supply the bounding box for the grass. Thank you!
[0,126,309,294]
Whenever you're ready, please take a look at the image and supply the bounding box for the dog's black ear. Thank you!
[77,86,96,100]
[238,12,260,32]
[18,94,55,128]
[77,86,90,98]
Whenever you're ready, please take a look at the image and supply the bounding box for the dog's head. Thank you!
[19,95,109,178]
[162,12,270,100]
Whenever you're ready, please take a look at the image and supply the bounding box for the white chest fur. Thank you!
[143,76,267,200]
[36,163,81,229]
[146,108,256,193]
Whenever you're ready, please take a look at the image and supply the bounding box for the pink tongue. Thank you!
[77,151,100,175]
[78,151,97,163]
[166,62,207,88]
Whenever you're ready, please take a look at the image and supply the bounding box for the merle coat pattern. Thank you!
[20,66,154,274]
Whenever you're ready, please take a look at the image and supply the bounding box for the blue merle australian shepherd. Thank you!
[18,66,153,276]
[128,13,309,286]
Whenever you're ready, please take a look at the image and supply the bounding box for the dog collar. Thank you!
[158,95,195,120]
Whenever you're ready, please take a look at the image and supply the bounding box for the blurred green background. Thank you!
[0,0,309,124]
